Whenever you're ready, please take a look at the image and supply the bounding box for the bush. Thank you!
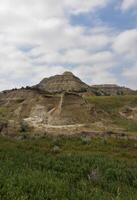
[81,136,91,144]
[52,145,61,153]
[20,120,30,134]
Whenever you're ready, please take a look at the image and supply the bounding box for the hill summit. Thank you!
[35,71,90,93]
[34,72,136,96]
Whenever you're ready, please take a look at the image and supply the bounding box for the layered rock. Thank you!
[0,71,137,137]
[47,93,93,125]
[34,71,90,93]
[91,84,136,96]
[0,88,94,136]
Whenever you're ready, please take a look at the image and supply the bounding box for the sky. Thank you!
[0,0,137,91]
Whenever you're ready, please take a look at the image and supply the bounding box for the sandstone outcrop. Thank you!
[0,87,94,136]
[34,71,90,93]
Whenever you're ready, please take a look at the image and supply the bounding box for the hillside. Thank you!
[0,72,137,138]
[86,95,137,134]
[91,84,136,96]
[0,73,137,200]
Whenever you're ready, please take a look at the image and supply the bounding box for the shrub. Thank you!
[52,145,61,153]
[81,136,91,144]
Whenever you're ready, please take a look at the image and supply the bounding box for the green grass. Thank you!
[0,95,137,199]
[86,95,137,113]
[113,118,137,133]
[86,95,137,133]
[0,107,9,120]
[0,136,137,200]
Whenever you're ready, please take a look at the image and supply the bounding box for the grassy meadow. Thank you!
[0,136,137,200]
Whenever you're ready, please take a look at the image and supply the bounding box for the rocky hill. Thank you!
[0,71,137,138]
[34,72,136,96]
[34,71,90,93]
[91,84,136,96]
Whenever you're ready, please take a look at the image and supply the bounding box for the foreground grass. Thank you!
[0,136,137,200]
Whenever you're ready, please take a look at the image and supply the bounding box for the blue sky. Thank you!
[0,0,137,90]
[71,4,136,30]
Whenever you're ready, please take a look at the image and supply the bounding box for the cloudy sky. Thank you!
[0,0,137,91]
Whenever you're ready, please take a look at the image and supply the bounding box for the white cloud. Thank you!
[122,62,137,89]
[121,0,137,11]
[0,0,109,20]
[113,29,137,61]
[29,49,115,66]
[112,28,137,89]
[0,0,114,91]
[62,50,115,65]
[65,0,109,14]
[123,62,137,79]
[0,0,136,91]
[73,65,117,85]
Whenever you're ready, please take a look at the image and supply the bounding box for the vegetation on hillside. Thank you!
[86,95,137,133]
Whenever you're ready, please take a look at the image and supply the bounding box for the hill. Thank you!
[34,72,137,96]
[34,71,90,93]
[0,72,137,200]
[0,71,137,138]
[91,84,136,96]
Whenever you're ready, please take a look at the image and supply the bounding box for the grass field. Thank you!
[0,136,137,200]
[0,95,137,199]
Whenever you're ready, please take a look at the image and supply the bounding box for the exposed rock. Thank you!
[22,92,93,127]
[120,106,137,121]
[0,86,95,136]
[22,72,137,96]
[91,84,136,96]
[34,71,90,93]
[47,93,93,125]
[0,71,137,138]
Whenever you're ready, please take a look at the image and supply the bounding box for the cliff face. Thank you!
[34,71,90,93]
[47,93,93,125]
[0,89,94,136]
